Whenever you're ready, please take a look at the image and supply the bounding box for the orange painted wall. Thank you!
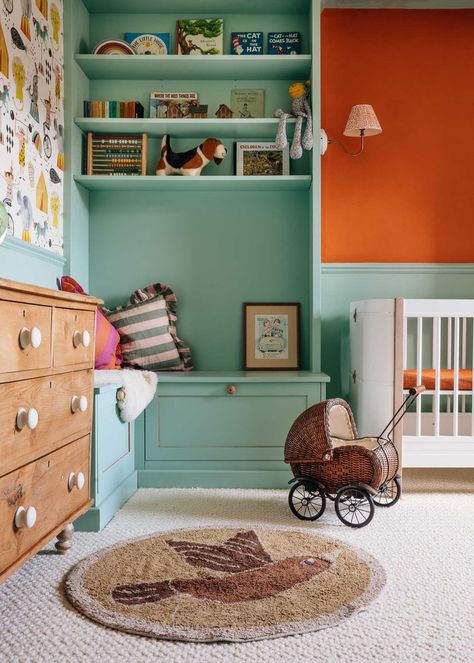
[321,9,474,263]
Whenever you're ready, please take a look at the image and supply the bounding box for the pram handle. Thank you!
[376,384,425,442]
[409,385,426,396]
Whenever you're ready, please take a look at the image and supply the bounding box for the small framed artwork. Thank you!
[244,303,300,370]
[235,142,290,176]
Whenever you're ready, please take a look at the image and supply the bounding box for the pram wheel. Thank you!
[288,480,326,521]
[335,485,374,528]
[373,476,401,507]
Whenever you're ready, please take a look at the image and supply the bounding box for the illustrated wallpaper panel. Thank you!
[0,0,64,254]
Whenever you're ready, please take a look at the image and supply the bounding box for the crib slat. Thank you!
[416,317,422,436]
[461,318,467,413]
[433,317,441,437]
[453,317,460,436]
[447,317,452,413]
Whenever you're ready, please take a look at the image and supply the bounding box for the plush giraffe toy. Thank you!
[275,81,313,159]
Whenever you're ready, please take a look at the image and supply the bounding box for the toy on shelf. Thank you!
[156,135,227,176]
[274,81,313,160]
[215,104,233,119]
[87,133,147,176]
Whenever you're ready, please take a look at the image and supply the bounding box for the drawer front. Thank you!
[0,300,52,375]
[0,435,90,577]
[0,370,93,475]
[53,308,95,368]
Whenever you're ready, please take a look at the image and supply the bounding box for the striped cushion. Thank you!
[129,283,193,371]
[104,295,182,370]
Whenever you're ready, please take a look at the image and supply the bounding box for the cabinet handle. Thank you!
[19,326,42,350]
[71,395,88,413]
[14,505,37,529]
[352,370,357,384]
[226,385,237,395]
[16,407,39,431]
[68,471,85,491]
[73,329,91,348]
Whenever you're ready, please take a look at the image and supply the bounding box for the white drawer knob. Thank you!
[73,329,91,348]
[14,505,37,529]
[71,395,88,413]
[16,407,39,431]
[19,326,42,350]
[68,471,85,491]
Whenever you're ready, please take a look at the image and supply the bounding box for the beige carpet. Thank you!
[0,487,473,662]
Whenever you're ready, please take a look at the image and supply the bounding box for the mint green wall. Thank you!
[321,264,474,400]
[89,190,310,370]
[63,0,91,288]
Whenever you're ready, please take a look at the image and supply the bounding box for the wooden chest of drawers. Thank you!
[0,278,100,583]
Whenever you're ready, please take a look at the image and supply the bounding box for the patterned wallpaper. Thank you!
[0,0,64,254]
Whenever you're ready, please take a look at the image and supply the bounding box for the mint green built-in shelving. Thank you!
[74,55,312,81]
[74,175,312,191]
[82,0,309,15]
[75,117,296,139]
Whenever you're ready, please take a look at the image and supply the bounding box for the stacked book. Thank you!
[83,100,145,118]
[87,133,148,176]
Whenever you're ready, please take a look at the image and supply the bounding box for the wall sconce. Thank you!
[321,104,382,156]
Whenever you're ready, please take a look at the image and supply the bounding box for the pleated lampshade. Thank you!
[343,104,382,137]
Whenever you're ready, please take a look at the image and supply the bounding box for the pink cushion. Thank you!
[59,276,122,370]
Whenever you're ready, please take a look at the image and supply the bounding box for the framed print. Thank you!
[230,88,265,118]
[235,142,290,176]
[244,303,300,370]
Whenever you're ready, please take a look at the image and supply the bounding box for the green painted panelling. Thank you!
[321,264,474,401]
[157,395,309,447]
[0,238,66,287]
[89,190,310,371]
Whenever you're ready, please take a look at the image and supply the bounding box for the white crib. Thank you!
[350,298,474,468]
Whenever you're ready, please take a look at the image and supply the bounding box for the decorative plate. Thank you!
[92,40,135,56]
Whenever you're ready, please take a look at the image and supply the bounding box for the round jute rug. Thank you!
[64,527,386,642]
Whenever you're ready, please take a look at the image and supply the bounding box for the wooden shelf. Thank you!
[74,54,312,81]
[74,175,312,191]
[82,0,310,14]
[75,117,294,139]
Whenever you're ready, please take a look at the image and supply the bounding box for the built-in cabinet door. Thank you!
[145,382,323,463]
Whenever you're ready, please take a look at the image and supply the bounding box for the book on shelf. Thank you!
[124,32,171,55]
[231,32,263,55]
[230,89,265,119]
[87,133,148,176]
[149,92,207,119]
[176,19,224,55]
[235,142,290,176]
[268,32,301,55]
[83,101,145,119]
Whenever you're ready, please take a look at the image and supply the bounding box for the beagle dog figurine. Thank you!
[156,135,227,176]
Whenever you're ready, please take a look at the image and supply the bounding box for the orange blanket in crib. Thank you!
[403,368,473,391]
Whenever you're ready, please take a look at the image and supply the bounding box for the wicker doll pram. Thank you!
[284,386,425,528]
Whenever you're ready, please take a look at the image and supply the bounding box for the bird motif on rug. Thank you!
[112,530,332,605]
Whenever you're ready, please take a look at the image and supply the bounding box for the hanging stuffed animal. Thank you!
[274,81,313,160]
